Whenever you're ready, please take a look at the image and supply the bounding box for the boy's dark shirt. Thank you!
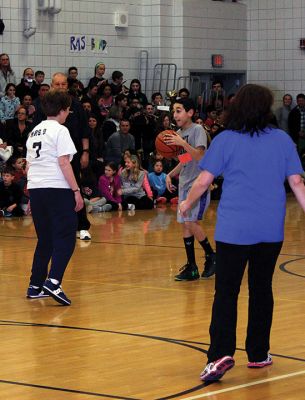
[0,181,23,208]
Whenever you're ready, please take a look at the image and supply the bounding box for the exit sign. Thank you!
[212,54,224,68]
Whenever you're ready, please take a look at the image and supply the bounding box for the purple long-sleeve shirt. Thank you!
[98,174,122,204]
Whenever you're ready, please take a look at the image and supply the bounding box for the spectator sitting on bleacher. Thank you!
[178,88,190,99]
[67,66,85,94]
[110,70,128,96]
[115,93,129,119]
[97,83,114,121]
[6,106,31,157]
[16,68,39,100]
[0,53,16,98]
[81,82,100,117]
[106,119,135,164]
[152,92,164,107]
[87,62,107,94]
[21,94,35,124]
[102,105,122,143]
[0,83,20,124]
[204,105,217,128]
[88,113,105,178]
[127,79,148,107]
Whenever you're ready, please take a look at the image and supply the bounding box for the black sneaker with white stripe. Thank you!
[43,279,71,306]
[26,285,50,299]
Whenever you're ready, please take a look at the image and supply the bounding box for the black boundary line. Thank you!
[154,383,210,400]
[2,232,305,258]
[0,236,304,398]
[0,320,207,354]
[279,257,305,278]
[0,233,185,249]
[0,320,304,399]
[0,320,207,399]
[2,320,305,363]
[0,380,139,400]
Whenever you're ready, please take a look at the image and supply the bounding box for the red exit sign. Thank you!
[212,54,224,68]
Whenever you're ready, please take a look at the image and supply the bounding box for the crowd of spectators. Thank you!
[4,52,298,217]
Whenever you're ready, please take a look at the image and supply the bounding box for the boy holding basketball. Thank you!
[165,98,216,280]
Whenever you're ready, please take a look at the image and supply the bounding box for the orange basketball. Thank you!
[155,130,183,159]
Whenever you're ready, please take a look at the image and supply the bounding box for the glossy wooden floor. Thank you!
[0,195,304,400]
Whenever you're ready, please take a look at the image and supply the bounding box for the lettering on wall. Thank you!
[70,36,86,52]
[91,38,108,53]
[70,36,108,53]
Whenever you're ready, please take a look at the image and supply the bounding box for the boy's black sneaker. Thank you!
[26,285,50,299]
[202,253,216,279]
[175,263,200,281]
[43,279,71,306]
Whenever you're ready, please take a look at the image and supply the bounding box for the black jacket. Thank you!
[288,106,302,143]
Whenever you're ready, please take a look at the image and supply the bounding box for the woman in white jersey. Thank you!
[26,90,83,305]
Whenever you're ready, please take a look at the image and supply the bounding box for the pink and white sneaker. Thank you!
[156,196,167,204]
[200,355,235,382]
[248,354,272,368]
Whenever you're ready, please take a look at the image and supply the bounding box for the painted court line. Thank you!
[182,370,305,400]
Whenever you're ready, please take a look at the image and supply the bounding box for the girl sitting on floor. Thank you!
[120,155,154,210]
[98,161,124,211]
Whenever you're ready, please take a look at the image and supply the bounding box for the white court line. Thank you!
[182,369,305,400]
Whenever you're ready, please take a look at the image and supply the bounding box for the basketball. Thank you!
[155,130,183,159]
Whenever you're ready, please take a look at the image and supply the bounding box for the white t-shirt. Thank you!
[26,119,77,189]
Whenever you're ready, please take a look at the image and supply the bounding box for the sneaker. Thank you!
[170,196,179,205]
[26,285,50,299]
[156,196,167,204]
[200,356,235,382]
[3,209,12,217]
[127,204,135,211]
[43,279,71,306]
[175,263,200,281]
[78,230,91,240]
[248,354,272,368]
[201,252,216,279]
[98,204,112,212]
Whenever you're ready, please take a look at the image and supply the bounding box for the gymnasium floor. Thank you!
[0,195,304,399]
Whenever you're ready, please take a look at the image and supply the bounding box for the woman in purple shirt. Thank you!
[179,84,305,382]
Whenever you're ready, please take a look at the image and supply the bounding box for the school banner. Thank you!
[69,35,108,54]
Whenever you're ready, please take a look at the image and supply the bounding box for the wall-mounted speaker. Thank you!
[114,12,128,28]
